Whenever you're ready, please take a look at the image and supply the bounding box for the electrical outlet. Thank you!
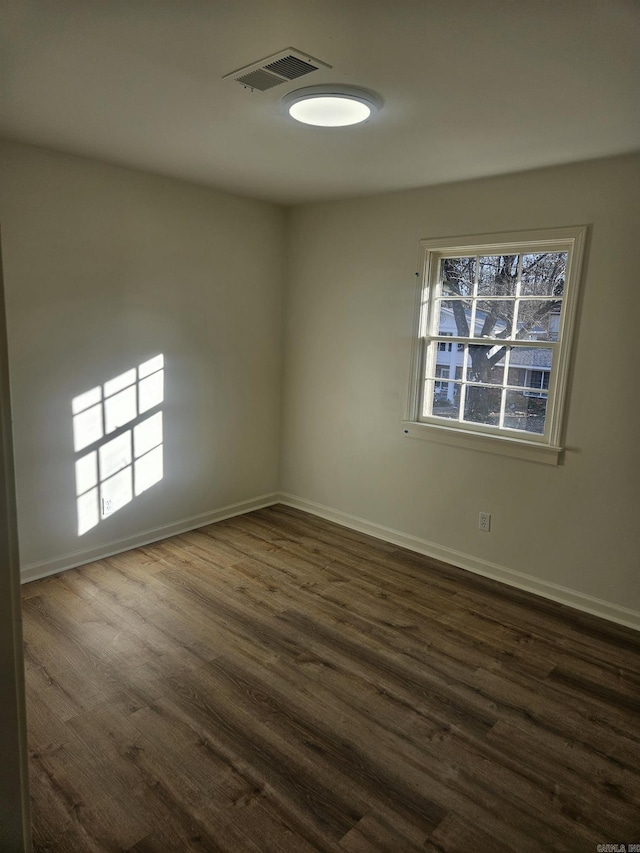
[102,497,113,517]
[479,511,491,532]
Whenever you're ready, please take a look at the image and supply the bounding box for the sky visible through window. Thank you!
[72,355,164,536]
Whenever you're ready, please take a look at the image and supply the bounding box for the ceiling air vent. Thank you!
[224,48,331,93]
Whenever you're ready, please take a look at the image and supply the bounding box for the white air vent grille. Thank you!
[263,55,320,80]
[224,48,331,92]
[235,70,283,92]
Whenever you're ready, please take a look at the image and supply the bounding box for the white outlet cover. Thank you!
[479,512,491,532]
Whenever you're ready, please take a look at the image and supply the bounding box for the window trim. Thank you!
[404,226,587,463]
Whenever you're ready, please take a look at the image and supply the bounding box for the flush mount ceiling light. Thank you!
[282,85,382,127]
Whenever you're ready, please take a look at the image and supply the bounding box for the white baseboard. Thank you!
[20,493,280,584]
[277,492,640,633]
[21,489,640,633]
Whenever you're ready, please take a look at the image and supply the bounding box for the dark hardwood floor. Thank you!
[22,505,640,852]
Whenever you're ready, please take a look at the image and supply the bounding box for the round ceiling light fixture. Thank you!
[282,85,382,127]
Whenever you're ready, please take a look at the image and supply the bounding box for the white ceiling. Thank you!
[1,0,639,204]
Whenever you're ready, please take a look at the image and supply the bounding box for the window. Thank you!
[404,228,586,462]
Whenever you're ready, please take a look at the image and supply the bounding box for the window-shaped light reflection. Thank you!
[72,354,165,535]
[99,432,132,481]
[139,354,164,414]
[104,385,137,434]
[72,386,102,415]
[139,355,164,378]
[100,467,133,517]
[104,368,136,398]
[75,451,98,496]
[139,371,163,414]
[134,412,162,458]
[133,412,163,496]
[77,487,99,535]
[75,450,99,536]
[72,395,103,452]
[135,444,163,496]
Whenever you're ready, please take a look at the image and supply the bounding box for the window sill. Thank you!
[401,420,563,465]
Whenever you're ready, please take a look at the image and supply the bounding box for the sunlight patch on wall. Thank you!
[72,355,164,536]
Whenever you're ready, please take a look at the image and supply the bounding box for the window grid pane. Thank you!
[424,296,560,434]
[427,379,550,435]
[433,255,565,347]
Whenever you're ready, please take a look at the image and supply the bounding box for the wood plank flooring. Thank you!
[22,505,640,851]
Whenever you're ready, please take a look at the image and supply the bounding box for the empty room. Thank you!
[1,1,639,850]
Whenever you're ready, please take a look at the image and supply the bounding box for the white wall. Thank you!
[1,140,638,624]
[0,140,285,573]
[281,153,640,620]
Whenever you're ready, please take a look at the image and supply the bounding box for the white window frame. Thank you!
[403,227,587,464]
